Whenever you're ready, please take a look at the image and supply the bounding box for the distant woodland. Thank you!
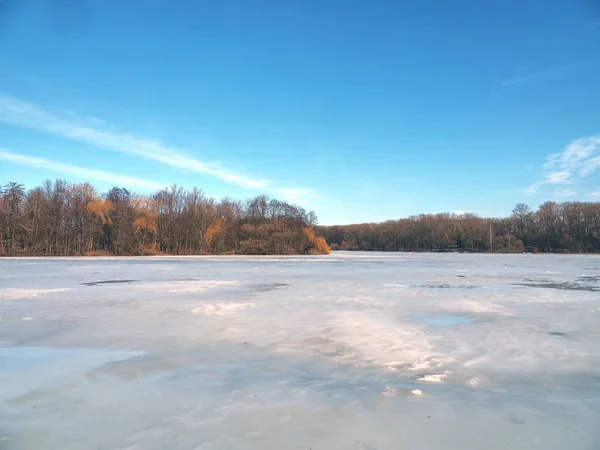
[0,180,330,256]
[2,180,600,256]
[317,202,600,253]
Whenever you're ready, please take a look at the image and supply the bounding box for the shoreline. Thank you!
[2,250,600,258]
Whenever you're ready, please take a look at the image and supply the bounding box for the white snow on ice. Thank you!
[0,288,70,300]
[191,302,256,316]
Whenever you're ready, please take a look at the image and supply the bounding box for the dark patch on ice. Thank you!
[506,413,526,424]
[7,387,60,405]
[4,320,75,346]
[250,282,290,292]
[548,331,568,337]
[91,353,187,380]
[515,282,599,292]
[81,279,138,286]
[420,283,477,289]
[420,315,474,326]
[578,276,600,283]
[304,336,355,359]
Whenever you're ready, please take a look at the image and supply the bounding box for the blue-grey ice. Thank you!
[1,253,599,449]
[420,315,474,326]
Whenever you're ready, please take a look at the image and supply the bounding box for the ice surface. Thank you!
[1,253,599,449]
[419,315,474,326]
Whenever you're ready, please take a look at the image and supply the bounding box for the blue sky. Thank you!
[1,0,599,224]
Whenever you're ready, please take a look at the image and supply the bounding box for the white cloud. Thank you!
[279,188,318,206]
[0,95,268,189]
[581,155,600,176]
[527,135,600,197]
[545,170,571,184]
[525,181,543,195]
[0,149,164,190]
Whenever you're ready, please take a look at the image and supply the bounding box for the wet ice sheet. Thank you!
[1,253,600,449]
[0,347,144,402]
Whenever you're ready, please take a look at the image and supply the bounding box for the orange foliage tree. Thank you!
[1,181,330,256]
[303,227,331,255]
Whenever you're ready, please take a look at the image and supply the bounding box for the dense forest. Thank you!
[317,202,600,253]
[0,180,330,256]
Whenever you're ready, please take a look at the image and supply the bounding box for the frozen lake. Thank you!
[1,253,599,449]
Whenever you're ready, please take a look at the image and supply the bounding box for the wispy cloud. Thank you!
[554,187,578,199]
[500,76,531,88]
[526,135,600,197]
[498,64,571,89]
[0,149,164,190]
[279,188,319,206]
[0,95,268,189]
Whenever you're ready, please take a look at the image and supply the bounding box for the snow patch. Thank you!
[463,357,489,367]
[382,386,398,397]
[321,312,434,370]
[139,280,237,293]
[191,302,255,316]
[466,377,481,387]
[442,299,513,315]
[418,372,451,383]
[0,288,70,300]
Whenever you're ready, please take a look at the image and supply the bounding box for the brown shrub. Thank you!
[141,244,163,256]
[303,227,331,255]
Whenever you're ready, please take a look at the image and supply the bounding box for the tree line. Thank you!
[317,202,600,253]
[0,180,330,256]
